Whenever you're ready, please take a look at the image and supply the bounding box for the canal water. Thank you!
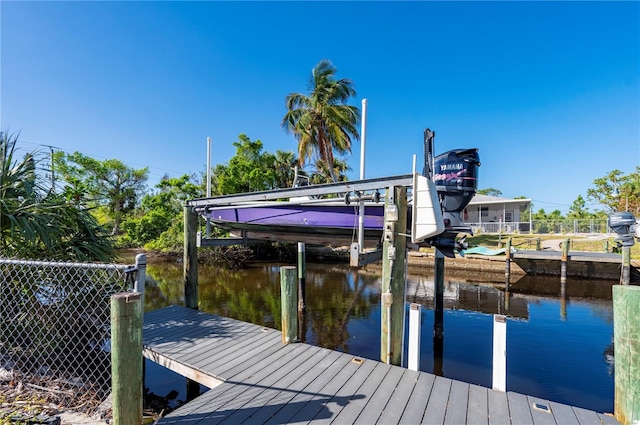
[140,260,615,414]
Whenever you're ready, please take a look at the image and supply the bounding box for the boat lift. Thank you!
[188,172,446,267]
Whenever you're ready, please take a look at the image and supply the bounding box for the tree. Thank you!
[121,174,202,250]
[477,188,502,197]
[0,131,114,261]
[567,195,590,219]
[53,152,148,235]
[308,158,350,185]
[212,134,298,195]
[586,168,640,213]
[282,60,360,182]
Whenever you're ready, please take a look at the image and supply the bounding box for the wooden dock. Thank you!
[143,305,619,425]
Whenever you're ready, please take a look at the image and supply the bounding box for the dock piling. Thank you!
[434,249,445,340]
[621,246,631,285]
[297,242,307,342]
[505,237,512,291]
[408,303,421,371]
[613,285,640,425]
[560,238,570,284]
[280,266,298,344]
[111,292,143,425]
[492,314,507,392]
[380,186,407,366]
[184,206,198,310]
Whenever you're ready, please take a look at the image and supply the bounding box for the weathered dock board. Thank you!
[143,305,618,425]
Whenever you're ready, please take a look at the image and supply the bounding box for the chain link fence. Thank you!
[0,257,141,411]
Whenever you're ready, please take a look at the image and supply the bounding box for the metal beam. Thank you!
[186,174,414,208]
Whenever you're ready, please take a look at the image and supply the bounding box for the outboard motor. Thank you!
[433,148,481,231]
[608,211,636,247]
[420,129,481,257]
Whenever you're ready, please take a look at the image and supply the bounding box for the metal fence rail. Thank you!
[469,219,610,235]
[0,257,139,408]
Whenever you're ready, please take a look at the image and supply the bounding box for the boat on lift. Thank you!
[196,136,480,257]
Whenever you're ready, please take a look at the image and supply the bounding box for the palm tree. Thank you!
[0,131,114,261]
[282,60,360,182]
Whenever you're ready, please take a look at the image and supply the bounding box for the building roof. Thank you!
[468,194,531,206]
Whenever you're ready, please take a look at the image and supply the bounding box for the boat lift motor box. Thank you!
[608,211,636,247]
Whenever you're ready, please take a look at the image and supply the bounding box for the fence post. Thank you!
[134,253,146,314]
[536,238,541,251]
[408,303,421,371]
[492,314,507,392]
[111,292,143,425]
[280,266,298,344]
[613,285,640,425]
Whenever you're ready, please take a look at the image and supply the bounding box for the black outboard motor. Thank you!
[433,148,481,231]
[421,129,481,257]
[608,211,636,247]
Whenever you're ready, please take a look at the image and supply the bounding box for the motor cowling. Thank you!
[433,148,480,213]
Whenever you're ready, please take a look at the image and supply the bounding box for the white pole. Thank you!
[492,314,507,391]
[357,99,368,252]
[206,136,212,238]
[408,303,421,371]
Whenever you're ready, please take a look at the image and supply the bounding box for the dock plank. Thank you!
[399,372,435,425]
[238,350,344,425]
[527,396,557,425]
[467,384,489,425]
[377,369,420,425]
[547,401,579,425]
[444,380,470,425]
[144,306,619,425]
[303,358,377,425]
[328,362,391,424]
[507,392,534,425]
[353,365,405,424]
[572,406,602,425]
[260,354,352,425]
[488,390,510,425]
[422,375,452,425]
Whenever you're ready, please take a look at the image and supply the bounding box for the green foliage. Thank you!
[121,174,202,250]
[282,59,360,182]
[0,131,115,261]
[477,188,502,197]
[587,168,640,213]
[53,151,148,235]
[212,134,297,195]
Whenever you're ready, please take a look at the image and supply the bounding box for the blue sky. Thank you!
[2,1,638,214]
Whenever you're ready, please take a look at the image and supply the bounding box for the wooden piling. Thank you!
[560,238,570,284]
[621,246,631,285]
[433,249,445,341]
[536,238,541,251]
[380,186,407,366]
[613,285,640,425]
[297,242,307,342]
[111,292,143,425]
[280,266,298,344]
[184,206,198,310]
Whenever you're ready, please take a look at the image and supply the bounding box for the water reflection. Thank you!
[141,260,615,414]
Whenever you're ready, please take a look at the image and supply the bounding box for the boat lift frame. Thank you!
[187,173,422,267]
